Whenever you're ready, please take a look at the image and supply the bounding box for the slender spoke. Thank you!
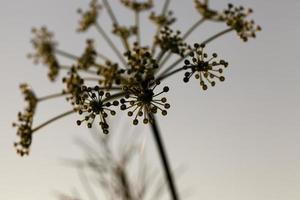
[182,18,205,40]
[55,49,79,60]
[38,92,65,102]
[135,11,141,46]
[94,23,127,65]
[32,109,76,133]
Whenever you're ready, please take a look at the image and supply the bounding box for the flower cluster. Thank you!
[183,43,228,90]
[112,24,137,40]
[12,84,38,156]
[120,80,170,125]
[28,27,60,81]
[120,0,153,12]
[222,4,261,41]
[155,26,188,56]
[75,86,119,134]
[13,0,261,156]
[149,11,176,27]
[194,0,223,21]
[77,39,97,69]
[77,0,102,32]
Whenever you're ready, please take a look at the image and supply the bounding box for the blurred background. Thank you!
[0,0,300,199]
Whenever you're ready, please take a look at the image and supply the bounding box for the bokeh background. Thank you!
[1,0,300,199]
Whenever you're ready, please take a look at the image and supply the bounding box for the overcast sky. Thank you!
[1,0,300,200]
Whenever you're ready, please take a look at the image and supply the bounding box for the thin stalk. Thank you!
[102,0,119,26]
[94,23,127,66]
[55,49,78,60]
[60,65,98,75]
[150,115,179,200]
[158,28,234,77]
[201,27,233,44]
[32,109,76,133]
[98,52,113,63]
[151,0,171,55]
[102,0,130,51]
[182,18,205,40]
[38,92,65,102]
[135,11,141,46]
[102,92,126,103]
[156,67,185,82]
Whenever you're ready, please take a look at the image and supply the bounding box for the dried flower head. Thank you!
[28,27,60,81]
[112,24,137,40]
[75,86,119,134]
[124,46,158,78]
[97,61,124,88]
[120,80,170,125]
[120,0,153,12]
[77,0,102,32]
[155,26,188,56]
[194,0,224,21]
[12,84,38,156]
[222,4,261,41]
[183,43,228,90]
[62,67,84,104]
[77,39,97,69]
[149,11,176,27]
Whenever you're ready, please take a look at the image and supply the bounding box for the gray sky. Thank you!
[1,0,300,199]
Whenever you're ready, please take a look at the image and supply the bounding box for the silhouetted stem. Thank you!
[135,11,141,46]
[55,49,78,60]
[32,109,76,133]
[151,0,171,55]
[38,92,65,102]
[102,0,131,51]
[94,23,127,65]
[182,18,205,40]
[158,27,234,77]
[60,65,98,75]
[150,115,179,200]
[157,67,185,82]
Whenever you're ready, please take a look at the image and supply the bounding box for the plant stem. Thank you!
[135,11,141,46]
[55,49,78,60]
[157,67,185,82]
[182,18,205,40]
[150,115,179,200]
[38,92,65,102]
[94,23,127,66]
[32,109,76,133]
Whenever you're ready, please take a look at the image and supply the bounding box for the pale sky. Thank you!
[1,0,300,200]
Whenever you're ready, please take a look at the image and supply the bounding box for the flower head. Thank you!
[120,0,153,12]
[112,24,137,40]
[222,4,261,41]
[28,27,60,81]
[75,86,119,134]
[77,0,102,32]
[97,61,125,88]
[194,0,224,21]
[12,84,38,156]
[77,39,97,69]
[149,10,176,27]
[62,67,84,105]
[183,43,228,90]
[120,80,170,125]
[155,26,188,56]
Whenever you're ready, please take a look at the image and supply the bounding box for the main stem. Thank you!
[150,115,179,200]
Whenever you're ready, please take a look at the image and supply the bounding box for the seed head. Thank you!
[75,86,119,134]
[120,0,153,12]
[120,80,170,125]
[77,0,102,32]
[183,43,228,90]
[28,27,59,81]
[149,10,176,27]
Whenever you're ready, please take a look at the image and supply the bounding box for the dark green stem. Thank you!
[150,115,179,200]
